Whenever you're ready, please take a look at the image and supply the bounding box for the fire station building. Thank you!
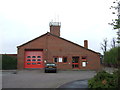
[17,22,101,70]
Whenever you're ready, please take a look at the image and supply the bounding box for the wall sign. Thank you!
[82,62,86,67]
[59,58,62,62]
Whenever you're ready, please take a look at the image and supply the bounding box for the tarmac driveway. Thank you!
[2,70,96,88]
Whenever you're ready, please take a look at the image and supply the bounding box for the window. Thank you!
[37,56,41,58]
[32,63,36,65]
[32,59,36,61]
[37,62,41,64]
[32,56,36,58]
[37,59,41,61]
[63,57,67,63]
[82,62,87,67]
[72,57,79,63]
[27,56,31,58]
[54,57,58,63]
[82,56,87,59]
[27,63,31,65]
[75,64,79,68]
[72,64,79,68]
[27,59,31,61]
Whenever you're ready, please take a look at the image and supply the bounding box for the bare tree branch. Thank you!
[111,38,116,48]
[100,38,108,54]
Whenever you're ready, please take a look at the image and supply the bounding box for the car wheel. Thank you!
[54,70,56,73]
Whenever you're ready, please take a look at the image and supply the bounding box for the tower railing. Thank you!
[49,22,61,26]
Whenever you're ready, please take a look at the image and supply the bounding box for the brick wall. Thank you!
[17,33,101,70]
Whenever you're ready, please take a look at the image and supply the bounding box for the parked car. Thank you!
[44,63,57,73]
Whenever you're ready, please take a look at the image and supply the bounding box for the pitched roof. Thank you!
[17,32,49,48]
[17,32,100,54]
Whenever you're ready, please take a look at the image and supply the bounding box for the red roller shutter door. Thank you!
[24,51,44,68]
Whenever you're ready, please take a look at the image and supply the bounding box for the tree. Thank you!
[104,47,119,66]
[109,0,120,67]
[116,29,120,44]
[109,0,120,44]
[100,38,108,54]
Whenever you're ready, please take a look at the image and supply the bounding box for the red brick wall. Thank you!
[46,34,101,70]
[50,26,60,36]
[17,33,101,70]
[17,35,47,70]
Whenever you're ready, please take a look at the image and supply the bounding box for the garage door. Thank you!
[24,51,44,68]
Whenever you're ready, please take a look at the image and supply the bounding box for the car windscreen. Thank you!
[46,64,56,66]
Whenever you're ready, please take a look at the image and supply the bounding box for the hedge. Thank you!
[2,54,17,70]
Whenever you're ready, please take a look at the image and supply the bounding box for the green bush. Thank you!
[2,54,17,70]
[88,70,118,88]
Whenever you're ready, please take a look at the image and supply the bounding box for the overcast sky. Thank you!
[0,0,117,54]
